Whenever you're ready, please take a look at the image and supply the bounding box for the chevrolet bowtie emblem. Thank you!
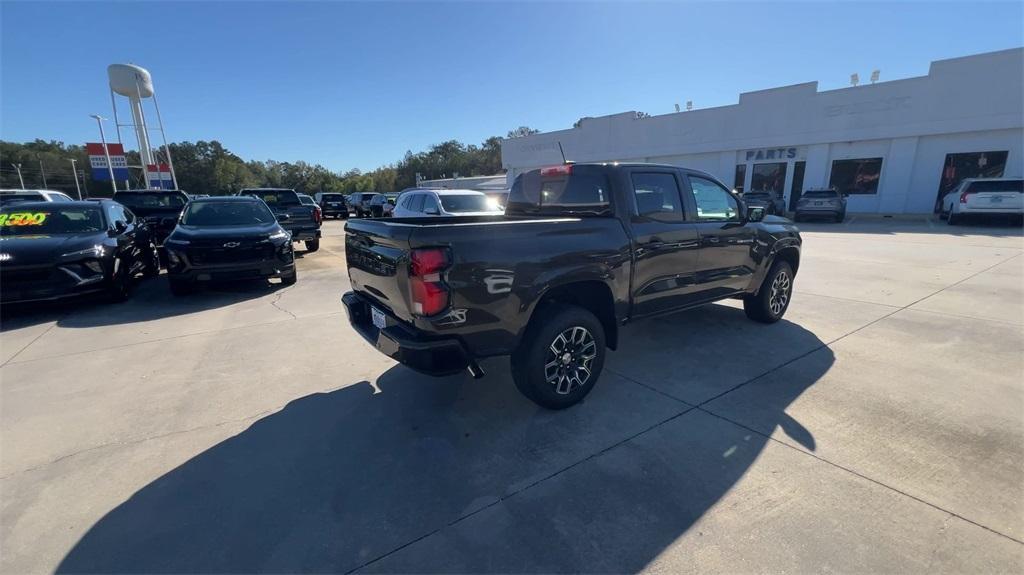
[223,242,240,248]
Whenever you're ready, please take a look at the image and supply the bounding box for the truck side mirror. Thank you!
[745,206,766,223]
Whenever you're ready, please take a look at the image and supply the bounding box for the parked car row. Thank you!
[0,187,323,306]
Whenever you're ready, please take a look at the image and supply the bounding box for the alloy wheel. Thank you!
[544,326,598,395]
[769,270,791,316]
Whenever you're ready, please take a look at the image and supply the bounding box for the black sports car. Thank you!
[0,200,160,304]
[162,196,297,295]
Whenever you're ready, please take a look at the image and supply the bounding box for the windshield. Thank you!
[438,194,501,213]
[113,192,187,209]
[0,206,105,236]
[181,201,276,226]
[246,190,300,207]
[298,196,315,206]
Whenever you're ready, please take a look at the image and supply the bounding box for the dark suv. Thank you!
[315,193,348,219]
[163,196,296,295]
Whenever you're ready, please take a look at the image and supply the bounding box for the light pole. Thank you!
[11,163,25,189]
[90,114,117,193]
[69,158,82,199]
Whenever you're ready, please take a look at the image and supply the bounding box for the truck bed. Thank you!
[344,214,632,356]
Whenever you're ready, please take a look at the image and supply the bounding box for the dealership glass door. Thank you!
[751,163,787,213]
[788,161,806,212]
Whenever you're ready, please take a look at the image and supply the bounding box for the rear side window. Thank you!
[410,194,425,212]
[967,180,1023,194]
[631,173,684,222]
[507,168,611,215]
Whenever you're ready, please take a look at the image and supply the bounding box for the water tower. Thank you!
[107,63,177,188]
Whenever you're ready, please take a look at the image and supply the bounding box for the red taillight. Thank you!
[313,206,323,224]
[409,248,450,316]
[959,192,971,204]
[540,164,573,177]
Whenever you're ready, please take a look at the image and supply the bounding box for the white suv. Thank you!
[392,188,503,218]
[0,189,76,205]
[940,178,1023,225]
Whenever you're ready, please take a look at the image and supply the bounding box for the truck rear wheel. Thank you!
[511,304,606,410]
[305,239,320,252]
[744,261,794,324]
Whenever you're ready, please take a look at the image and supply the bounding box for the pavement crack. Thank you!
[270,290,297,319]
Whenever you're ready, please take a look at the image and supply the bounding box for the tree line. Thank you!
[0,126,539,197]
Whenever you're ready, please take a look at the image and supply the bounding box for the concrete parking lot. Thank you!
[1,217,1022,573]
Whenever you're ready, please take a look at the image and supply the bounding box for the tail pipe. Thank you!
[467,359,485,379]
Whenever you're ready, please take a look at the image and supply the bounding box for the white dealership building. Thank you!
[500,48,1023,214]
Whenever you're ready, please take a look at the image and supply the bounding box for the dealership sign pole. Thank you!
[90,114,119,192]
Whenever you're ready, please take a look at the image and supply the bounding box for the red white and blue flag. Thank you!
[86,143,129,181]
[146,164,174,189]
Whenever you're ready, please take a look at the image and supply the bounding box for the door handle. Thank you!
[642,238,665,249]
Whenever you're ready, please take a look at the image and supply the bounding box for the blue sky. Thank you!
[2,1,1022,172]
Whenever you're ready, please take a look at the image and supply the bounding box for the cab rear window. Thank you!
[507,168,612,216]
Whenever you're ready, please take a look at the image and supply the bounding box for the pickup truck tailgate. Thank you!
[345,221,414,322]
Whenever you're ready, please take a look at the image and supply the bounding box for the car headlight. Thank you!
[62,245,105,258]
[268,230,289,240]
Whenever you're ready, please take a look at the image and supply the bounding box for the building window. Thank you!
[830,158,883,195]
[934,151,1008,210]
[751,162,787,201]
[733,165,746,194]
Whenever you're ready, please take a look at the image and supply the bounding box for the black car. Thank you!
[314,192,348,219]
[163,196,296,295]
[0,200,160,304]
[741,191,784,215]
[111,189,190,245]
[343,162,801,409]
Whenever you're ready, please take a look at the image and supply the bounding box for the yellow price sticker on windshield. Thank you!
[0,212,48,226]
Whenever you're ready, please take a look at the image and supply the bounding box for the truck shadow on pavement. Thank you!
[57,308,832,573]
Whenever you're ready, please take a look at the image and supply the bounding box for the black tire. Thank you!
[305,239,320,253]
[169,278,194,297]
[511,304,606,410]
[744,261,794,324]
[281,266,297,286]
[106,263,132,303]
[834,212,844,223]
[142,244,161,279]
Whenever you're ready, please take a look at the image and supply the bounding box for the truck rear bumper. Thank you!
[342,291,473,377]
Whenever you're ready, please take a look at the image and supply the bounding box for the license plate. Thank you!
[371,306,387,329]
[329,203,339,207]
[990,197,1002,203]
[814,201,823,206]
